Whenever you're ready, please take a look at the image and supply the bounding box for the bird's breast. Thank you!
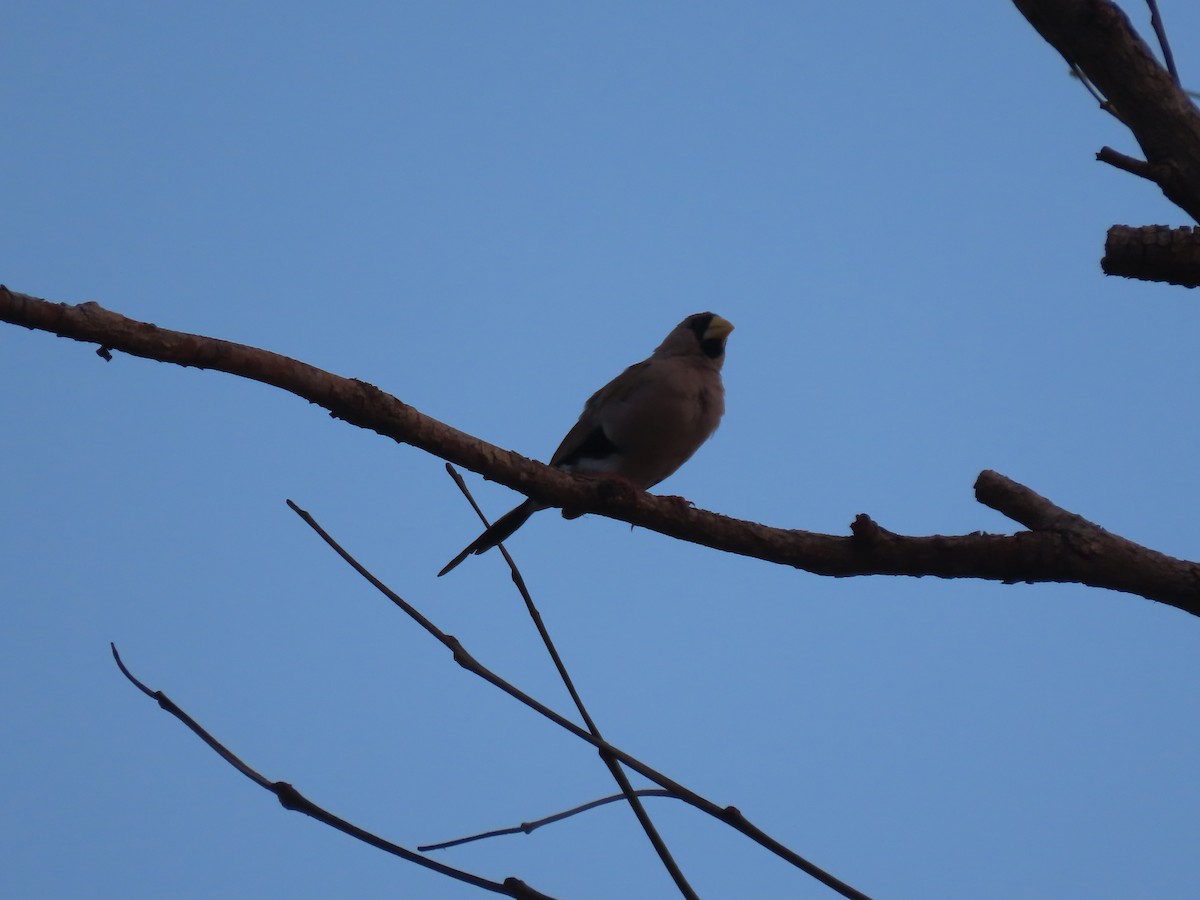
[594,368,724,488]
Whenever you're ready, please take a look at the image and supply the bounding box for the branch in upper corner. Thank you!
[4,286,1199,614]
[1012,0,1200,223]
[1102,224,1200,287]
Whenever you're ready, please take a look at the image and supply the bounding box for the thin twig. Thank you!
[1068,63,1108,106]
[1145,0,1180,87]
[443,464,698,898]
[286,499,872,900]
[109,644,558,900]
[419,789,677,852]
[1067,63,1126,122]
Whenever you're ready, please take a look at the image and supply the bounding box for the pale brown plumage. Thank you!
[438,312,733,576]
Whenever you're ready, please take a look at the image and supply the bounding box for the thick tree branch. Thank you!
[1102,224,1200,286]
[4,286,1199,614]
[1012,0,1200,224]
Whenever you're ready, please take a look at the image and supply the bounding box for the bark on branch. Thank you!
[1102,224,1200,286]
[1012,0,1200,285]
[4,285,1199,615]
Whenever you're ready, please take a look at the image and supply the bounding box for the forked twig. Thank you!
[109,644,558,900]
[286,499,871,900]
[419,789,677,852]
[442,463,697,898]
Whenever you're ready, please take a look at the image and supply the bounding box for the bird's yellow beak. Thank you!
[705,315,734,340]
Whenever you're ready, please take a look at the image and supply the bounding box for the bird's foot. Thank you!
[658,494,696,512]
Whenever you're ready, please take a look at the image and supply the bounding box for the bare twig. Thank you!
[110,644,558,900]
[419,789,677,851]
[1096,146,1156,180]
[1144,0,1180,87]
[1068,62,1104,104]
[4,289,1197,612]
[286,499,873,900]
[1067,63,1117,116]
[444,463,699,900]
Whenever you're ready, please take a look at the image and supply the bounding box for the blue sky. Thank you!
[4,3,1199,898]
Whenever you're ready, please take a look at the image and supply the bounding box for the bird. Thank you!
[438,311,733,576]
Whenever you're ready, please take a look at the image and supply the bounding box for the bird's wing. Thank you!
[548,360,652,467]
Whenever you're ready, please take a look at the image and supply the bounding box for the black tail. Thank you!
[437,500,542,576]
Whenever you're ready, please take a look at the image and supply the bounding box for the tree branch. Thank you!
[1096,145,1156,180]
[1013,0,1200,224]
[1102,224,1200,286]
[1012,0,1200,222]
[445,466,699,900]
[1143,0,1180,88]
[4,286,1199,614]
[285,499,872,899]
[110,644,559,900]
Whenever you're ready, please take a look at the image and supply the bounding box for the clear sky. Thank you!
[4,3,1199,898]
